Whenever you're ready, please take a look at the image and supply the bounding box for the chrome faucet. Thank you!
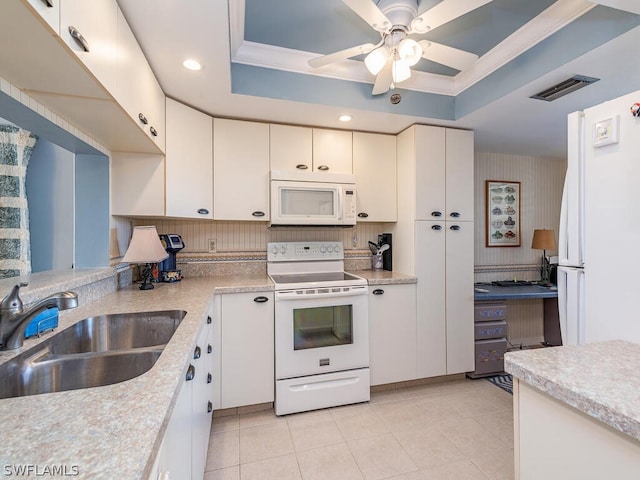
[0,282,79,350]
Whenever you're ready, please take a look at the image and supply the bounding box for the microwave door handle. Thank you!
[337,188,342,221]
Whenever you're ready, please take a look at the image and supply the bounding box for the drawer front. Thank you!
[475,320,507,340]
[474,303,507,322]
[474,338,507,376]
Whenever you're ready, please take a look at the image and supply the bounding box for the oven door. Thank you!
[274,286,368,379]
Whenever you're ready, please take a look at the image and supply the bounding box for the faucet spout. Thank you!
[0,284,78,351]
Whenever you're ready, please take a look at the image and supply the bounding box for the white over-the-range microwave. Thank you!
[270,170,357,226]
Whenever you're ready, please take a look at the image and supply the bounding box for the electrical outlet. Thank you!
[208,238,217,253]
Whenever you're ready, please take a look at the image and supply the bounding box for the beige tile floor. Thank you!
[204,378,514,480]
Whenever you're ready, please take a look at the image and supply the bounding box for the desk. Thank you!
[474,284,560,346]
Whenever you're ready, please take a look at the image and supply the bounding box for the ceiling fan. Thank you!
[308,0,493,95]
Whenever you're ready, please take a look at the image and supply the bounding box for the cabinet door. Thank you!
[111,153,164,216]
[221,292,274,408]
[192,318,214,480]
[353,132,397,222]
[416,221,447,378]
[163,363,193,480]
[270,124,312,172]
[415,125,446,221]
[116,7,165,152]
[214,119,270,221]
[60,0,118,93]
[445,221,474,374]
[369,284,417,385]
[26,0,59,32]
[445,129,474,222]
[312,129,352,173]
[166,99,213,219]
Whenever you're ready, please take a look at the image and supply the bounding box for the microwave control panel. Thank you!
[267,242,343,262]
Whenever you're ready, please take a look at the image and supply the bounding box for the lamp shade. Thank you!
[531,229,557,250]
[121,226,169,264]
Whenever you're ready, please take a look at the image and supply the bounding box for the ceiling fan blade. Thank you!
[343,0,392,32]
[418,40,478,71]
[411,0,493,33]
[372,57,393,95]
[308,43,376,68]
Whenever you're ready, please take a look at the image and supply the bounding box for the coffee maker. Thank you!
[158,234,185,282]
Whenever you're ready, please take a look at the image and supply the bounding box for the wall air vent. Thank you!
[530,75,600,102]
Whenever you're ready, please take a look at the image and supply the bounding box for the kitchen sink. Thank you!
[47,310,186,354]
[0,310,187,400]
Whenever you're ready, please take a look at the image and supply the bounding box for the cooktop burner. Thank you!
[270,272,364,285]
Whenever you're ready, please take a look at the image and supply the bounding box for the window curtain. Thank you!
[0,125,38,278]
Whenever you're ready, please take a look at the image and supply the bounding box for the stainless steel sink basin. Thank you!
[0,310,187,399]
[0,348,163,399]
[47,310,186,354]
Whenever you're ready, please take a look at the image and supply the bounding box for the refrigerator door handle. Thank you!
[559,174,569,266]
[557,267,568,345]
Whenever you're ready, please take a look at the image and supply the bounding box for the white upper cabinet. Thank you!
[312,128,353,174]
[111,153,165,217]
[352,132,397,222]
[26,0,59,32]
[165,99,213,219]
[214,119,270,221]
[60,0,119,94]
[414,125,447,221]
[445,128,474,222]
[116,6,165,152]
[270,124,312,172]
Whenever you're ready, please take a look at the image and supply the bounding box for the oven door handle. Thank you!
[275,287,367,301]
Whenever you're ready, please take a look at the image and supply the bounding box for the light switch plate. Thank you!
[593,115,619,147]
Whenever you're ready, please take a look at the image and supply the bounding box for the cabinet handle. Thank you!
[450,212,461,218]
[431,224,442,231]
[197,208,209,215]
[254,296,269,303]
[252,211,265,217]
[431,211,442,217]
[296,164,309,170]
[208,401,213,413]
[450,225,461,231]
[185,364,195,381]
[357,212,369,218]
[317,165,329,171]
[207,316,212,324]
[68,26,90,52]
[372,289,385,295]
[207,373,212,384]
[150,126,158,137]
[193,346,201,360]
[138,113,148,125]
[42,0,54,7]
[207,344,212,354]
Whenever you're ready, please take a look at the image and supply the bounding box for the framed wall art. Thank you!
[486,180,521,247]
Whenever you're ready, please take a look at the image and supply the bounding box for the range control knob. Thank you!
[271,245,279,255]
[320,245,327,253]
[334,244,341,253]
[280,245,287,254]
[327,245,334,253]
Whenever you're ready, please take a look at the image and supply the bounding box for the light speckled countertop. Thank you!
[0,274,273,480]
[350,270,417,285]
[505,341,640,442]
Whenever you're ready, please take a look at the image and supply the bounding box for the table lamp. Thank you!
[121,226,169,290]
[531,229,557,286]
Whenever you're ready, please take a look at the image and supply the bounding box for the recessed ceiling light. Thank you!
[183,59,202,71]
[339,115,352,122]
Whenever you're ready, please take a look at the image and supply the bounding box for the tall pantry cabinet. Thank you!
[391,125,474,378]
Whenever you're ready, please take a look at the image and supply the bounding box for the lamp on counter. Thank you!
[531,229,557,286]
[121,226,168,290]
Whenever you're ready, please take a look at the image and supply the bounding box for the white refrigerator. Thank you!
[559,89,640,345]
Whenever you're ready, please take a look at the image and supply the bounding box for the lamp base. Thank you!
[139,280,154,290]
[139,263,155,290]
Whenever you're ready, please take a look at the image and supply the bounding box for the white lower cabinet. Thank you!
[157,311,214,480]
[220,292,274,409]
[368,284,417,386]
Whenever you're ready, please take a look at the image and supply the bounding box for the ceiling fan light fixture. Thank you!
[398,38,423,66]
[392,59,411,83]
[364,46,389,75]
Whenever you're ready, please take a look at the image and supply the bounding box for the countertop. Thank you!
[474,283,558,301]
[0,275,273,480]
[505,341,640,442]
[351,270,417,285]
